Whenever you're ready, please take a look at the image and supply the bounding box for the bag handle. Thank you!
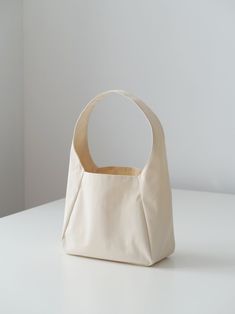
[73,90,165,174]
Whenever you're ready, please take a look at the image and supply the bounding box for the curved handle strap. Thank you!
[73,90,165,174]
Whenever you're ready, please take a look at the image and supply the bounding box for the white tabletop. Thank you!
[0,189,235,314]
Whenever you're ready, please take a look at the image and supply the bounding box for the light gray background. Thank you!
[0,0,24,216]
[1,0,235,215]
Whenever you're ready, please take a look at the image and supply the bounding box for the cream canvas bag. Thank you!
[62,90,175,266]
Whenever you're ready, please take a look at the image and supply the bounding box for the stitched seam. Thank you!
[62,171,84,239]
[138,177,152,262]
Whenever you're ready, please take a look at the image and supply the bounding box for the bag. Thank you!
[62,90,175,266]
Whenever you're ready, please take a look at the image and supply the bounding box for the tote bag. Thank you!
[62,90,175,266]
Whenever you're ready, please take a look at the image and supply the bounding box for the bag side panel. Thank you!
[140,149,175,263]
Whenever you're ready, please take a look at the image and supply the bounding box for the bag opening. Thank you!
[86,166,141,176]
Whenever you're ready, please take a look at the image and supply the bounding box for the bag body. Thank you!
[62,90,175,266]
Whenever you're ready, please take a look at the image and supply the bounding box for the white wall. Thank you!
[23,0,235,209]
[0,0,24,217]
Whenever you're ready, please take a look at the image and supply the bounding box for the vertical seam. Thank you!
[61,170,84,239]
[137,176,152,263]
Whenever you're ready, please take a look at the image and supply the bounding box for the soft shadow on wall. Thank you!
[1,0,235,217]
[24,0,235,211]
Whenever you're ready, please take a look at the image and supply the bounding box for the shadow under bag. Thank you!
[62,90,175,266]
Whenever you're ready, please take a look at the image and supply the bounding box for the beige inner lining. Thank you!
[88,166,141,176]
